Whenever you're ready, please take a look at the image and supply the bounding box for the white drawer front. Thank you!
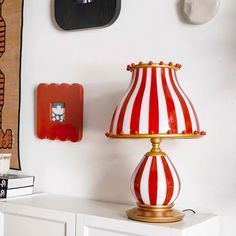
[77,214,176,236]
[0,199,76,236]
[4,213,66,236]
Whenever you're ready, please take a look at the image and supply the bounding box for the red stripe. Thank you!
[130,68,147,133]
[149,67,159,133]
[134,156,148,204]
[169,69,192,133]
[161,156,174,205]
[148,156,158,205]
[116,69,140,134]
[166,156,181,201]
[174,71,200,131]
[161,68,178,133]
[109,107,117,133]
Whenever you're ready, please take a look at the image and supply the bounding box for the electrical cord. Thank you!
[182,209,196,215]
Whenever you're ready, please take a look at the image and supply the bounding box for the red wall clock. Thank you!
[37,83,83,142]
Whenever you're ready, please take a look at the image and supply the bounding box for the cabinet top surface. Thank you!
[0,193,218,230]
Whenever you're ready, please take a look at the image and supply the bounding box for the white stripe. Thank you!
[157,68,169,133]
[173,70,197,131]
[122,68,143,133]
[139,68,151,133]
[156,156,167,205]
[165,68,185,133]
[140,157,152,205]
[130,156,146,202]
[165,156,180,204]
[112,70,137,133]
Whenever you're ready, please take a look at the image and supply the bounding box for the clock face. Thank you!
[55,0,121,30]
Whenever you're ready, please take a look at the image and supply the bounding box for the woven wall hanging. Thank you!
[0,0,23,169]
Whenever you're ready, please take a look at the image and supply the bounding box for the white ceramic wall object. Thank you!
[183,0,220,24]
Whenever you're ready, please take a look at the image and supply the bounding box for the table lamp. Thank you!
[106,61,206,223]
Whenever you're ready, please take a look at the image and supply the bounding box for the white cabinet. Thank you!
[0,194,219,236]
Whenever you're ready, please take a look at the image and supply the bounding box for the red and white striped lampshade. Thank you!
[131,154,180,206]
[106,61,205,138]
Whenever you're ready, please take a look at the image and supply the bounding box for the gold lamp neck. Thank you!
[145,138,166,156]
[151,138,161,152]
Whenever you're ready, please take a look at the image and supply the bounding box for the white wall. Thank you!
[20,0,236,235]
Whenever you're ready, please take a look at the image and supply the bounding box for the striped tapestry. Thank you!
[0,0,23,169]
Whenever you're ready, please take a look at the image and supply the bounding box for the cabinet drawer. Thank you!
[4,213,66,236]
[0,202,76,236]
[77,214,166,236]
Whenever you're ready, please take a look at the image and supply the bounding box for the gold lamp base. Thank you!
[126,203,184,223]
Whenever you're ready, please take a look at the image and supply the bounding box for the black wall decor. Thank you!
[55,0,121,30]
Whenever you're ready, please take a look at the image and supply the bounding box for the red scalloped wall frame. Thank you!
[37,83,83,142]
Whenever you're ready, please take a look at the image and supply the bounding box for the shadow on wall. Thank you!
[80,60,145,202]
[82,81,138,203]
[175,0,189,24]
[74,64,135,202]
[89,138,138,203]
[83,69,129,133]
[85,87,122,133]
[49,0,63,31]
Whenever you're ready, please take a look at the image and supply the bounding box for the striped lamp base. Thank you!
[131,154,180,206]
[127,138,184,222]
